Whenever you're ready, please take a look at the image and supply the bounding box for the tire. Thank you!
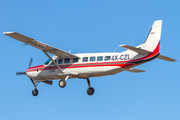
[87,87,95,96]
[32,88,38,96]
[59,79,66,88]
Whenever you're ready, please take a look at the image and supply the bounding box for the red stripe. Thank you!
[26,63,135,72]
[26,54,155,72]
[153,41,160,53]
[26,42,160,73]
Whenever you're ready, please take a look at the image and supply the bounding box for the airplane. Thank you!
[3,20,177,96]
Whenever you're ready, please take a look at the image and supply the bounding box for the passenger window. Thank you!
[64,58,70,63]
[50,60,57,65]
[83,57,88,62]
[97,56,103,61]
[73,58,79,63]
[58,59,63,64]
[90,56,96,61]
[105,56,111,61]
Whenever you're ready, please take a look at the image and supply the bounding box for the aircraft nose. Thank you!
[26,71,33,77]
[26,65,44,78]
[26,69,37,78]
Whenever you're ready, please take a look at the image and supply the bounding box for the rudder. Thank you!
[142,20,162,53]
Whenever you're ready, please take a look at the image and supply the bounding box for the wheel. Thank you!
[87,87,95,96]
[32,88,38,96]
[59,79,66,88]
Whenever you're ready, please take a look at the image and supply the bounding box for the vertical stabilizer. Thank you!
[142,20,162,53]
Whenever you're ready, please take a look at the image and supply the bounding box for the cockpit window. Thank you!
[44,59,51,65]
[50,60,57,65]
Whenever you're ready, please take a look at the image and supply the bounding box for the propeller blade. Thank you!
[29,57,33,68]
[16,72,26,76]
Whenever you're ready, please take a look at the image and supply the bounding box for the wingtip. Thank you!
[171,59,177,62]
[3,32,15,35]
[119,44,126,47]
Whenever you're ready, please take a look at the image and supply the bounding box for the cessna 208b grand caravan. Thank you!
[4,20,177,96]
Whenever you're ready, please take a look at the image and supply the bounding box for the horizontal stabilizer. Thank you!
[123,68,145,73]
[120,45,153,54]
[157,54,177,62]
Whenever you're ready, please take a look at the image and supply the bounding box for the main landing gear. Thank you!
[58,77,95,96]
[86,79,95,96]
[58,75,69,88]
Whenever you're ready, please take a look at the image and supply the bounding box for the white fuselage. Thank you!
[26,47,156,82]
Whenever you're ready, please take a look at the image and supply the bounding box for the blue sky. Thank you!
[0,0,180,120]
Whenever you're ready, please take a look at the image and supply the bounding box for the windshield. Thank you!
[44,59,51,65]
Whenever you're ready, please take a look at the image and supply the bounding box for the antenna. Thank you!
[113,48,117,53]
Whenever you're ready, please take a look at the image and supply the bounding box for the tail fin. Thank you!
[142,20,162,53]
[120,20,177,62]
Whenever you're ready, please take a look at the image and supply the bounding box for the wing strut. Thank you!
[43,51,64,74]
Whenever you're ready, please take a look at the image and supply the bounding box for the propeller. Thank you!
[16,72,26,76]
[16,58,35,87]
[16,58,33,76]
[29,57,33,68]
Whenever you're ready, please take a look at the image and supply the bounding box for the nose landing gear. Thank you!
[31,79,39,96]
[32,88,38,96]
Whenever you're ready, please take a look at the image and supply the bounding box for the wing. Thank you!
[3,32,79,58]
